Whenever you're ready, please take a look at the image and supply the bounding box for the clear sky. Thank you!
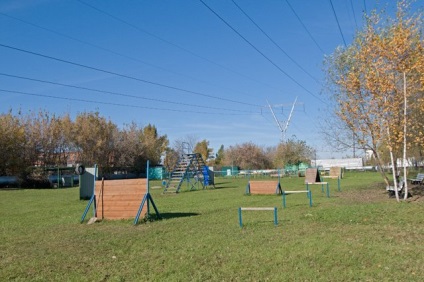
[0,0,419,159]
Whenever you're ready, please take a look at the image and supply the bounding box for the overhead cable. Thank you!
[329,0,347,47]
[0,11,256,99]
[0,43,260,107]
[231,0,319,83]
[0,89,251,116]
[76,0,284,93]
[198,0,327,105]
[283,0,325,54]
[0,72,254,113]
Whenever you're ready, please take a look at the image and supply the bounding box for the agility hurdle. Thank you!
[306,182,330,198]
[245,180,282,195]
[321,167,342,191]
[81,161,160,225]
[282,190,312,208]
[238,207,278,227]
[304,167,330,197]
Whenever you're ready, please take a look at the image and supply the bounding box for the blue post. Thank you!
[273,207,278,226]
[326,182,330,198]
[238,207,243,227]
[308,191,312,207]
[245,182,250,195]
[147,161,150,216]
[92,164,97,217]
[81,195,95,223]
[321,183,324,193]
[134,194,148,225]
[338,177,341,191]
[278,168,280,183]
[282,192,286,208]
[306,183,310,198]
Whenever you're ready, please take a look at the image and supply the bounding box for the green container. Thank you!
[149,167,165,180]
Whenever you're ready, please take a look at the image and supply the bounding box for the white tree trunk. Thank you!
[403,72,408,200]
[387,125,400,202]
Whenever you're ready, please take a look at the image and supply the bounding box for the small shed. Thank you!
[79,166,97,200]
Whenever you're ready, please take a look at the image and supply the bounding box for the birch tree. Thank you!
[325,1,424,200]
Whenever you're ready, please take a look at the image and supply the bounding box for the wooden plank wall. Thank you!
[95,179,147,220]
[329,167,342,179]
[249,181,280,195]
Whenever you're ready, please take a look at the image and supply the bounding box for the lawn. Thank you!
[1,171,424,281]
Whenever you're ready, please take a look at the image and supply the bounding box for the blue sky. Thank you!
[0,0,418,158]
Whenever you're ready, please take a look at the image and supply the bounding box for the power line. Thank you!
[0,11,256,99]
[283,0,325,54]
[231,0,320,83]
[75,0,285,94]
[329,0,347,47]
[0,43,261,107]
[0,72,254,113]
[198,0,327,105]
[0,88,251,116]
[350,0,358,29]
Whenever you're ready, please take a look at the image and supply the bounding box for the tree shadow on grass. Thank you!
[158,212,199,220]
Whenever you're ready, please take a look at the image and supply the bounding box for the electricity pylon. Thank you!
[266,97,299,142]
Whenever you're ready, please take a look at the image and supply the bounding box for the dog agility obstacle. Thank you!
[305,182,330,198]
[245,180,282,195]
[282,190,312,208]
[80,161,160,225]
[238,207,278,227]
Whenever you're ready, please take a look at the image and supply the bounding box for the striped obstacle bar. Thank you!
[282,190,312,208]
[238,207,278,227]
[305,182,330,198]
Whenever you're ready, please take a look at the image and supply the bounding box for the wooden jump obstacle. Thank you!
[245,180,282,195]
[282,190,312,208]
[321,167,342,191]
[81,161,160,225]
[304,168,330,197]
[238,207,278,227]
[305,182,330,198]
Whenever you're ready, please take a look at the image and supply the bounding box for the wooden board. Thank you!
[95,179,148,220]
[249,181,281,195]
[304,168,321,184]
[329,167,342,179]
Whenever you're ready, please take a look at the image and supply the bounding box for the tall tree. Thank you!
[273,139,314,168]
[214,145,225,166]
[193,139,213,162]
[140,124,169,167]
[0,112,26,175]
[222,142,271,169]
[163,147,179,172]
[324,1,424,199]
[72,112,118,170]
[114,122,144,169]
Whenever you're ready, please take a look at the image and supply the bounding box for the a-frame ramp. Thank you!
[304,168,322,184]
[164,153,209,193]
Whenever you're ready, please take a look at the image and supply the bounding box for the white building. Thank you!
[311,158,363,170]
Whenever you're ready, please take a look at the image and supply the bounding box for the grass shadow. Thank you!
[159,212,200,220]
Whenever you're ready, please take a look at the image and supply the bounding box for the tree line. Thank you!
[0,110,168,182]
[0,109,315,184]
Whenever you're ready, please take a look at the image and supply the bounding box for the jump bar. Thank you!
[238,207,278,227]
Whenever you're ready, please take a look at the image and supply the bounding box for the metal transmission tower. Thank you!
[266,97,301,142]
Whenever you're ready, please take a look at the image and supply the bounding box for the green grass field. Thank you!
[1,172,424,281]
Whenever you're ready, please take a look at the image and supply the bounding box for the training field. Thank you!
[1,171,424,281]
